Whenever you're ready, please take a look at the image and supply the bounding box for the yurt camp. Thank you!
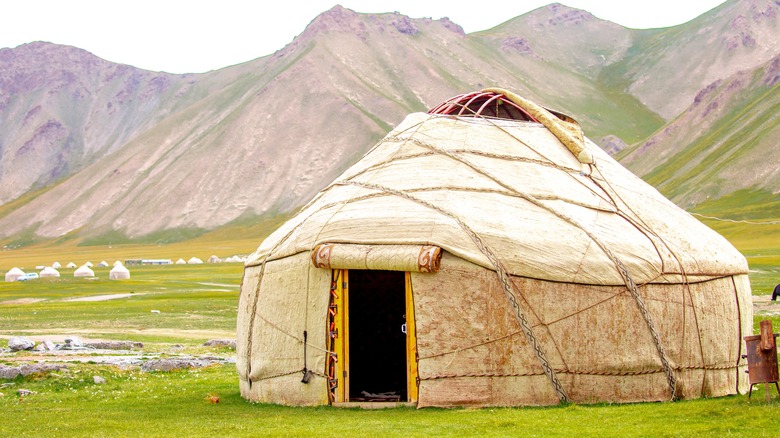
[109,264,130,280]
[5,267,25,282]
[74,265,95,278]
[237,89,752,408]
[40,266,60,278]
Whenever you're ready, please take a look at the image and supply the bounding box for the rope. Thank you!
[690,213,780,225]
[338,179,570,403]
[420,363,739,381]
[386,134,678,400]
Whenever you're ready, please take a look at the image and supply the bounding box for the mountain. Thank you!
[0,1,778,244]
[619,50,780,210]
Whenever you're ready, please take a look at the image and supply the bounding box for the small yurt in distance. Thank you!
[109,264,130,280]
[74,265,95,277]
[66,262,77,268]
[40,267,60,278]
[176,258,187,265]
[52,262,62,269]
[5,267,25,282]
[187,257,203,264]
[98,261,109,267]
[237,89,752,408]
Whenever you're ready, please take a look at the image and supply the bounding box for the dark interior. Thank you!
[348,270,407,402]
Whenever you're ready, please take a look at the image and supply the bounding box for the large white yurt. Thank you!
[40,267,60,278]
[5,267,26,282]
[109,264,130,280]
[74,265,95,277]
[236,89,752,408]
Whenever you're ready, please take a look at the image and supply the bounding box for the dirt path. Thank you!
[63,293,146,302]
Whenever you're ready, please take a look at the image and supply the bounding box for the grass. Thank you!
[1,363,780,437]
[1,219,780,436]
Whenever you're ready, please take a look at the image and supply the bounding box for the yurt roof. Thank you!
[188,257,203,264]
[74,265,95,276]
[6,267,25,275]
[246,89,746,286]
[40,267,60,276]
[110,264,130,273]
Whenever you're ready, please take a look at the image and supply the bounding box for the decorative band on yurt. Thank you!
[311,243,442,273]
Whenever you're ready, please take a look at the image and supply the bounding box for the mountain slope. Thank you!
[0,1,778,243]
[619,51,780,209]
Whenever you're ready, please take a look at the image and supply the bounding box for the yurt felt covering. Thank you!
[237,108,752,407]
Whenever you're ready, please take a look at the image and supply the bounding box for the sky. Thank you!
[1,0,728,74]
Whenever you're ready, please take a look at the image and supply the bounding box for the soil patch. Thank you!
[63,293,146,302]
[0,298,45,305]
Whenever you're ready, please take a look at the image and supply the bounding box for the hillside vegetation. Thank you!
[0,0,779,244]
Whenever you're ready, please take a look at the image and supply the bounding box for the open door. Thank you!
[328,269,418,404]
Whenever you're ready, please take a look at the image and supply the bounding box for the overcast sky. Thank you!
[2,0,727,74]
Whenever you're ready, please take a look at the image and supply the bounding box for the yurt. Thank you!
[176,258,187,265]
[84,261,94,267]
[113,260,124,267]
[208,255,222,263]
[52,262,62,269]
[66,262,77,268]
[187,257,203,264]
[5,267,25,282]
[98,261,109,267]
[109,264,131,280]
[74,265,95,277]
[40,267,60,278]
[237,89,751,408]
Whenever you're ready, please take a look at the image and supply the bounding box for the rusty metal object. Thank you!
[743,320,780,401]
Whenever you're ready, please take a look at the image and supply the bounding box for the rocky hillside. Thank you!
[619,50,780,210]
[0,0,778,243]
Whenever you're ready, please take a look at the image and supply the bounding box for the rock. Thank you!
[141,358,214,372]
[43,340,56,351]
[0,365,21,379]
[203,339,236,349]
[17,389,34,396]
[84,341,143,350]
[8,337,35,351]
[93,376,106,384]
[19,363,68,376]
[64,337,82,347]
[151,310,161,314]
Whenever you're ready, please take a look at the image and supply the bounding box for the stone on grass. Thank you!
[84,341,144,350]
[17,389,34,396]
[19,363,69,376]
[8,337,35,351]
[141,358,214,372]
[203,339,237,349]
[93,376,106,384]
[0,365,21,379]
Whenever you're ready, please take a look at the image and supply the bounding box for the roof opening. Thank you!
[427,91,539,121]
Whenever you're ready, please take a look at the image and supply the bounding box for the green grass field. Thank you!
[2,221,780,436]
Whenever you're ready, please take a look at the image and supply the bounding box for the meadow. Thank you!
[2,221,780,437]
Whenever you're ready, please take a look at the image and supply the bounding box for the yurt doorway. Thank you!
[329,269,418,404]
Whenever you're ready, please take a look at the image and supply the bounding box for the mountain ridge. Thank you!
[0,0,778,244]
